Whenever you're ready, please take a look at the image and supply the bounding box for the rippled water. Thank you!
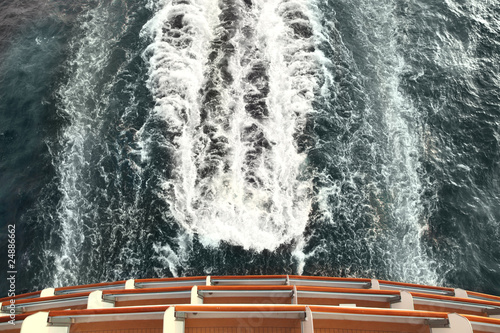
[0,0,499,296]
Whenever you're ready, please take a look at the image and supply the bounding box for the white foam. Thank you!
[53,5,122,287]
[152,242,181,277]
[142,0,326,251]
[139,0,219,246]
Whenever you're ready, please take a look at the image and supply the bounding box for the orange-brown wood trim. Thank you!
[0,313,30,323]
[175,305,306,312]
[212,275,288,280]
[289,276,371,283]
[199,286,293,291]
[411,292,500,307]
[2,292,91,306]
[309,305,449,318]
[463,315,500,325]
[203,297,293,305]
[103,286,192,295]
[298,297,390,308]
[49,305,170,317]
[0,291,41,303]
[296,286,400,295]
[466,291,500,302]
[136,276,206,283]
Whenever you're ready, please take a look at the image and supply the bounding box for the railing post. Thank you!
[125,279,135,289]
[370,279,380,290]
[431,314,473,333]
[206,276,211,286]
[164,307,185,333]
[190,286,203,304]
[454,288,468,298]
[40,288,55,297]
[87,290,114,309]
[292,286,298,304]
[20,312,69,333]
[391,291,414,310]
[302,306,314,333]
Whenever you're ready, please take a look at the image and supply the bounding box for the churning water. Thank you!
[1,0,499,296]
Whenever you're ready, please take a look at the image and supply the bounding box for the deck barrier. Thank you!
[1,276,499,332]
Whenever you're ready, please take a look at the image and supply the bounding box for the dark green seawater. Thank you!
[1,0,499,297]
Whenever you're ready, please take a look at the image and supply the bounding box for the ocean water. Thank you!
[0,0,499,296]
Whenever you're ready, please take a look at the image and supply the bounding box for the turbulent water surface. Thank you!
[1,0,499,296]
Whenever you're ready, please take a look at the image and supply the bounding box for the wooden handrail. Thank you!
[463,314,500,325]
[102,286,191,295]
[1,292,91,306]
[410,291,500,307]
[309,305,449,318]
[198,286,293,291]
[289,276,371,283]
[296,286,400,295]
[0,291,41,303]
[467,291,500,302]
[49,306,171,317]
[211,275,288,280]
[175,305,306,312]
[0,312,32,323]
[135,277,206,283]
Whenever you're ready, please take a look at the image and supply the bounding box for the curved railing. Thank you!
[1,275,499,333]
